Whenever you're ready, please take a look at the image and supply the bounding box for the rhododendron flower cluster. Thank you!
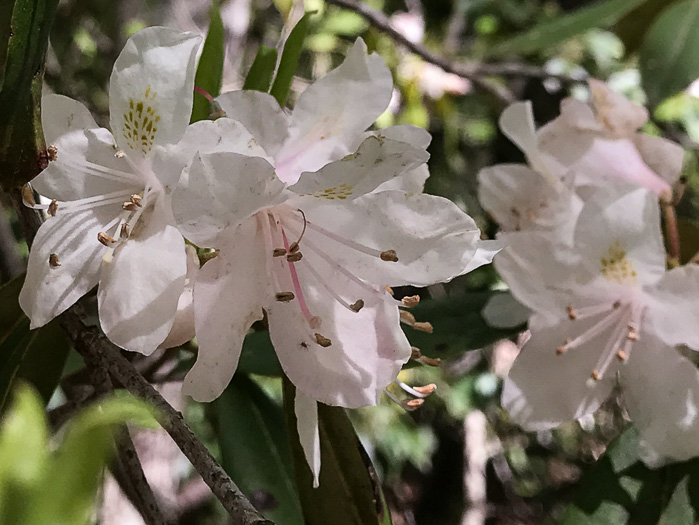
[19,27,497,483]
[480,85,699,466]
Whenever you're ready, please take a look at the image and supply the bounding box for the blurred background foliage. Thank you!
[1,0,699,523]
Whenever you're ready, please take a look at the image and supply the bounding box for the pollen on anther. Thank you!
[349,299,364,312]
[48,253,61,268]
[414,322,433,333]
[627,330,639,341]
[566,305,577,320]
[98,232,116,246]
[120,223,130,239]
[130,194,142,207]
[555,346,566,355]
[590,370,600,381]
[275,291,295,302]
[616,349,628,361]
[286,252,303,262]
[402,295,420,308]
[380,249,399,262]
[272,248,286,257]
[403,399,424,411]
[48,199,58,217]
[123,202,138,211]
[314,333,332,347]
[47,145,58,161]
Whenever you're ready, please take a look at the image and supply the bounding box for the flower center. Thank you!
[600,240,637,286]
[121,85,161,155]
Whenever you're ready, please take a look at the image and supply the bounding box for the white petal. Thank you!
[266,251,411,408]
[158,244,200,350]
[502,315,616,430]
[109,27,201,157]
[183,219,266,402]
[498,101,552,177]
[215,91,290,157]
[97,201,187,354]
[621,333,699,466]
[33,94,140,200]
[633,133,685,189]
[370,125,431,193]
[19,209,114,328]
[574,185,666,287]
[462,239,504,274]
[482,292,530,329]
[295,390,321,488]
[297,190,482,287]
[173,151,285,246]
[588,78,648,138]
[371,124,432,149]
[645,265,699,350]
[275,39,393,184]
[288,135,428,202]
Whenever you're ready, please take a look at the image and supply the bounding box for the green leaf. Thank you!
[270,13,311,106]
[283,379,392,525]
[486,0,648,57]
[614,0,682,54]
[190,0,225,123]
[243,45,279,92]
[238,331,283,376]
[214,374,303,524]
[0,274,26,347]
[639,0,699,107]
[406,291,523,362]
[0,0,58,190]
[16,321,70,404]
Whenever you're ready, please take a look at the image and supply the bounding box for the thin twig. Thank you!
[325,0,585,104]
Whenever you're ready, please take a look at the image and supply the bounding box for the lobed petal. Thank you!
[295,390,321,488]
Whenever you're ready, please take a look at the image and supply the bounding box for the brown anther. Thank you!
[48,253,61,268]
[47,145,58,161]
[314,333,332,347]
[401,295,420,308]
[413,322,433,333]
[555,346,566,355]
[122,202,138,211]
[130,194,142,207]
[200,249,219,263]
[411,346,422,360]
[384,285,394,296]
[616,349,628,361]
[120,223,130,239]
[412,383,437,396]
[400,311,416,325]
[289,242,300,254]
[613,300,621,309]
[627,330,638,341]
[47,199,58,216]
[566,305,577,320]
[403,399,424,411]
[380,249,399,262]
[419,356,442,367]
[272,248,287,257]
[115,150,125,158]
[275,291,295,302]
[349,299,365,312]
[309,316,322,329]
[286,252,303,262]
[98,232,116,246]
[590,370,600,381]
[21,184,36,207]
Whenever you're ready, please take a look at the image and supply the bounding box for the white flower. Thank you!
[19,27,205,354]
[497,185,699,465]
[172,39,497,484]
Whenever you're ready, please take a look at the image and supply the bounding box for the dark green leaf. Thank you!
[283,379,392,525]
[243,45,278,92]
[16,321,70,404]
[614,0,681,54]
[486,0,648,57]
[270,13,311,106]
[0,274,26,346]
[639,0,699,107]
[215,374,303,524]
[0,0,58,190]
[190,0,225,123]
[238,331,283,376]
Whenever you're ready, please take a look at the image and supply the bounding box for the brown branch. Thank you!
[325,0,586,104]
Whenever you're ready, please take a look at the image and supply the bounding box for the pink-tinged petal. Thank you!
[621,333,699,467]
[588,78,648,138]
[266,248,411,408]
[97,201,187,354]
[274,39,393,184]
[498,101,553,177]
[173,151,285,246]
[288,135,428,202]
[215,91,290,157]
[502,314,617,431]
[633,133,684,189]
[19,208,114,328]
[33,95,141,200]
[296,190,482,287]
[295,390,321,488]
[110,27,201,157]
[158,245,200,350]
[645,265,699,350]
[574,185,666,287]
[183,219,266,402]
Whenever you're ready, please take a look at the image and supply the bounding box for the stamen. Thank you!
[566,305,577,320]
[414,322,433,333]
[48,199,58,216]
[30,190,134,215]
[286,252,303,262]
[401,311,416,325]
[402,295,420,308]
[297,252,361,313]
[396,379,436,398]
[404,399,424,411]
[48,253,61,268]
[22,184,36,207]
[280,228,316,325]
[58,156,141,184]
[588,307,632,382]
[566,301,622,321]
[385,286,394,296]
[272,248,287,257]
[275,291,295,302]
[120,223,130,239]
[98,232,116,246]
[130,194,142,207]
[556,306,626,354]
[314,333,332,347]
[47,145,58,161]
[349,299,364,312]
[380,250,399,262]
[259,213,286,296]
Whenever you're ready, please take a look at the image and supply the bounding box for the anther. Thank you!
[400,311,416,325]
[380,249,399,262]
[48,253,61,268]
[120,223,130,239]
[349,299,364,312]
[275,291,295,302]
[413,322,433,333]
[314,333,332,347]
[590,370,600,381]
[412,384,437,396]
[402,295,420,308]
[384,285,394,296]
[130,194,142,207]
[21,184,36,207]
[566,305,577,320]
[47,199,58,216]
[555,346,566,355]
[289,242,300,254]
[122,202,138,211]
[627,329,638,341]
[47,145,58,161]
[613,300,621,309]
[286,251,303,262]
[403,399,424,411]
[98,232,116,246]
[115,150,125,158]
[272,248,287,257]
[616,349,628,361]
